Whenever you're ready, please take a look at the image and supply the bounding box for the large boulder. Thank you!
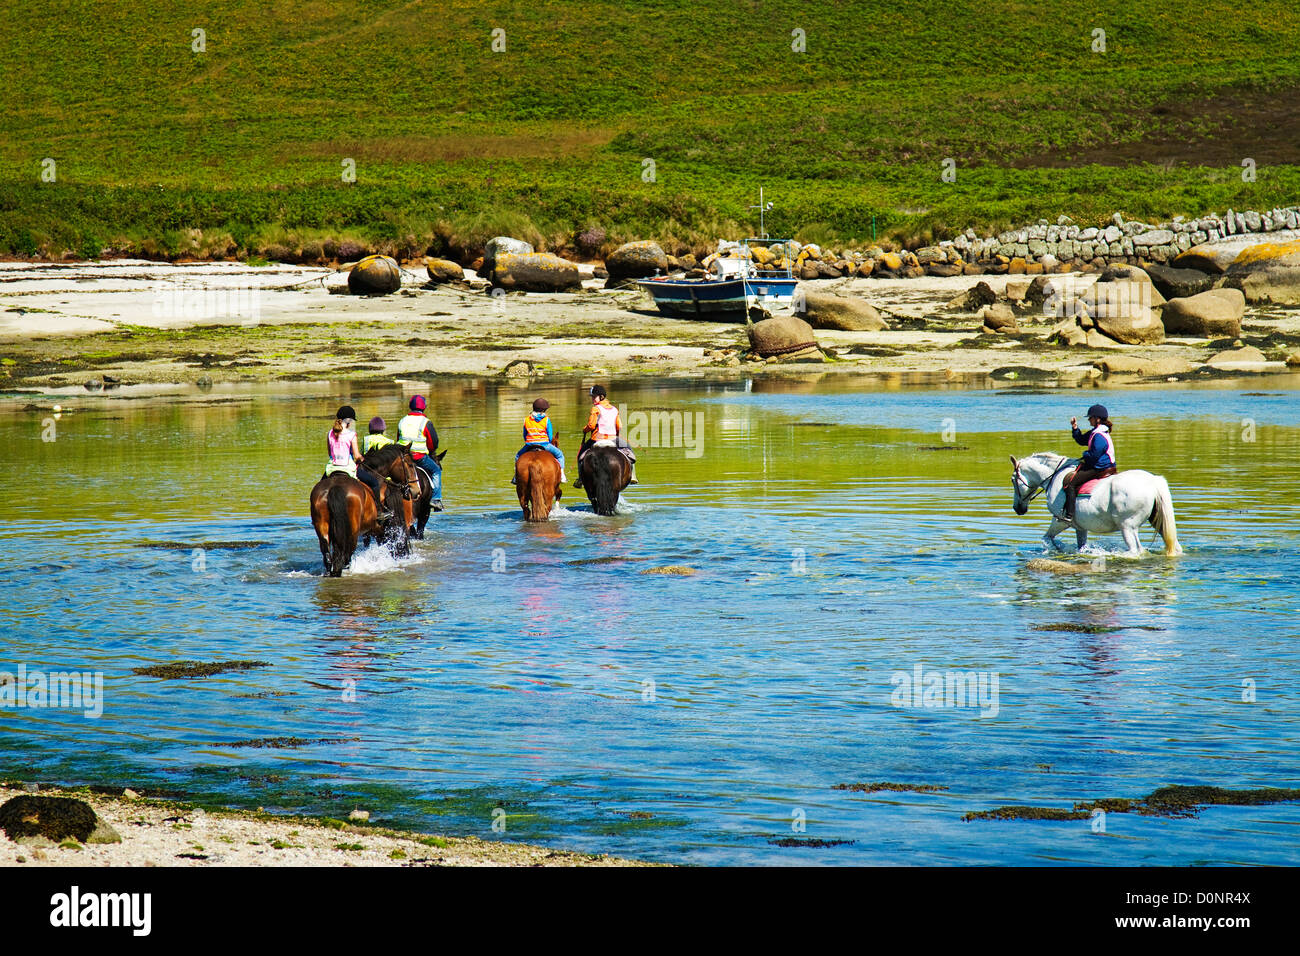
[1206,345,1268,370]
[1161,288,1245,337]
[482,237,534,275]
[347,255,401,295]
[1144,263,1216,300]
[605,240,669,280]
[1087,267,1165,344]
[797,290,887,331]
[747,315,819,358]
[1093,306,1164,345]
[945,281,996,312]
[1095,355,1195,377]
[1222,239,1300,305]
[489,252,582,292]
[0,795,97,843]
[424,257,465,284]
[979,303,1018,332]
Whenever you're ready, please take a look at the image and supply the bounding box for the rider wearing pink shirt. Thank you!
[324,404,393,522]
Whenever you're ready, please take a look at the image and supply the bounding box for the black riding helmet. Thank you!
[336,404,357,420]
[1086,404,1108,420]
[590,385,606,398]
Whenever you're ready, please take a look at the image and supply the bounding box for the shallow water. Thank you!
[2,375,1299,865]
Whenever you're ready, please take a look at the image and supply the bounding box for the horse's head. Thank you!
[1010,454,1030,515]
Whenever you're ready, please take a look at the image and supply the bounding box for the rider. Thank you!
[325,405,394,522]
[397,395,443,511]
[1064,403,1117,520]
[574,384,638,488]
[361,416,395,455]
[512,397,566,484]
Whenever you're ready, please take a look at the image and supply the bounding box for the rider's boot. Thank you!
[374,490,394,524]
[628,463,639,485]
[560,469,567,484]
[1063,483,1077,522]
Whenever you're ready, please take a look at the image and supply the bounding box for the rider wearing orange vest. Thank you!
[574,385,638,487]
[512,397,566,484]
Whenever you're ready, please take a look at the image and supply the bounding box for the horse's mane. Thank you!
[363,442,409,470]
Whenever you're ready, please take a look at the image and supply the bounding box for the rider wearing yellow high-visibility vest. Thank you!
[361,416,395,455]
[573,384,638,488]
[396,395,443,510]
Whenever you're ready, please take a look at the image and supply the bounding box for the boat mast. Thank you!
[748,187,774,240]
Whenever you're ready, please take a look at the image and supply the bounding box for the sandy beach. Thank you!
[3,259,1297,394]
[0,784,649,867]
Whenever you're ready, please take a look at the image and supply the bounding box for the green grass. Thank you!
[2,1,1298,258]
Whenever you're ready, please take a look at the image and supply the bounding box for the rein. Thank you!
[1019,458,1073,504]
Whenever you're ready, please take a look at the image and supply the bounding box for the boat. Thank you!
[635,190,799,320]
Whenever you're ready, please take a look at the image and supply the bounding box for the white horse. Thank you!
[1009,452,1183,556]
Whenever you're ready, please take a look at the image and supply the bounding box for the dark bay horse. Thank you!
[516,446,562,522]
[409,449,448,540]
[578,441,632,516]
[310,444,421,576]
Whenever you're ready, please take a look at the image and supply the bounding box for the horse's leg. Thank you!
[1075,527,1088,550]
[1043,517,1070,551]
[1119,520,1144,557]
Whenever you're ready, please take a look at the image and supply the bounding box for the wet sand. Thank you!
[1,260,1297,393]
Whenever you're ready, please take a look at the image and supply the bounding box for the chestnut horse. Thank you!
[310,444,421,576]
[578,440,632,516]
[515,446,563,522]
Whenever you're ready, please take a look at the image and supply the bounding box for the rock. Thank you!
[747,315,818,358]
[1086,327,1126,349]
[1024,275,1058,309]
[1133,229,1174,247]
[0,796,98,843]
[347,255,402,295]
[979,303,1018,332]
[1004,280,1029,303]
[926,262,963,277]
[1143,263,1216,300]
[482,237,534,275]
[1092,305,1164,345]
[1286,350,1300,367]
[123,789,141,800]
[1161,288,1244,337]
[797,291,887,331]
[1008,257,1028,274]
[349,809,371,823]
[1049,319,1087,347]
[1096,264,1165,305]
[1206,345,1268,370]
[915,246,944,264]
[490,252,581,293]
[947,281,997,312]
[424,257,465,284]
[605,240,669,280]
[874,252,905,275]
[86,820,122,845]
[1095,355,1195,377]
[1222,239,1300,305]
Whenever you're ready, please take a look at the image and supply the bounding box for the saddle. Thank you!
[1073,466,1118,496]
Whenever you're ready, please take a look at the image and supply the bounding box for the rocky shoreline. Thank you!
[0,783,649,868]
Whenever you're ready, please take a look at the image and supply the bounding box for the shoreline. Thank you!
[0,783,652,868]
[2,260,1298,396]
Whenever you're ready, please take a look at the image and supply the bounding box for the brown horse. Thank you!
[578,441,632,516]
[409,449,448,540]
[310,444,421,576]
[515,446,562,522]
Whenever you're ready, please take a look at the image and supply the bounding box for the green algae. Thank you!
[768,837,856,847]
[0,795,98,843]
[966,785,1300,823]
[832,782,949,794]
[217,736,360,750]
[132,660,271,679]
[962,806,1090,822]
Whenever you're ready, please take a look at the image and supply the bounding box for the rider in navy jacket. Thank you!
[1065,404,1117,519]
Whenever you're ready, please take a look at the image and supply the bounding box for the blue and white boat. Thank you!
[635,190,799,319]
[636,241,799,319]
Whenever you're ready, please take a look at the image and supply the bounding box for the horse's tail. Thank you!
[590,450,619,516]
[527,462,551,522]
[326,482,356,575]
[1149,476,1183,556]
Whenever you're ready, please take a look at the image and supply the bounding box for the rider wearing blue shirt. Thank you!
[1065,403,1117,519]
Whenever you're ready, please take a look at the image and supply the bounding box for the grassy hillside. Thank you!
[2,0,1298,259]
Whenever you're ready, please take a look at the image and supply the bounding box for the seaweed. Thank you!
[962,806,1090,822]
[966,785,1300,823]
[0,795,98,843]
[132,660,271,679]
[768,837,856,847]
[832,782,949,794]
[216,736,360,749]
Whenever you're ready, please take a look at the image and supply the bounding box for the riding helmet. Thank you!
[409,395,427,411]
[336,404,357,420]
[590,385,606,398]
[1086,404,1108,420]
[532,398,549,412]
[369,416,386,432]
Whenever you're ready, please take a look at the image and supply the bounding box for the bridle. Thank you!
[1013,457,1072,506]
[382,452,422,501]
